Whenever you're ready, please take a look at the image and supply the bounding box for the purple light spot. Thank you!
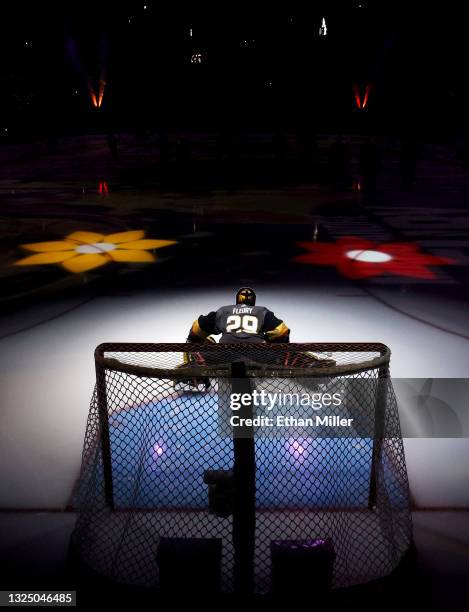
[286,437,308,461]
[305,539,325,548]
[151,442,165,459]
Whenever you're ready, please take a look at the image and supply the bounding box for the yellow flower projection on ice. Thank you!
[14,230,177,274]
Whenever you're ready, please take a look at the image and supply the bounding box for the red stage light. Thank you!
[98,181,109,195]
[353,85,371,110]
[89,79,105,108]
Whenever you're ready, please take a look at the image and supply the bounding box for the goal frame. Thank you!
[76,341,405,594]
[93,343,389,508]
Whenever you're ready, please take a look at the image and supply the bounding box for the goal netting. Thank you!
[70,342,412,594]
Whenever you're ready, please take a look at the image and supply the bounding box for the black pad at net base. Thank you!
[157,538,222,594]
[271,538,335,594]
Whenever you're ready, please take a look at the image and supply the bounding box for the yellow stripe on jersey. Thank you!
[265,321,289,341]
[190,319,210,339]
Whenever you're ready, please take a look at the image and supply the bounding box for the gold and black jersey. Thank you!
[188,304,290,343]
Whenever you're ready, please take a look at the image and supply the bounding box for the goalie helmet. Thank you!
[236,287,256,306]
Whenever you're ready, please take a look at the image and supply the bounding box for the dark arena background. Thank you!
[0,2,469,609]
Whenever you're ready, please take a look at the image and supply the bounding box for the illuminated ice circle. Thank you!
[346,249,392,263]
[75,242,116,254]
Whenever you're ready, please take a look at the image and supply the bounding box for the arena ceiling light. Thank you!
[294,236,454,279]
[353,84,370,110]
[89,79,106,108]
[14,230,177,274]
[190,52,204,64]
[319,17,327,36]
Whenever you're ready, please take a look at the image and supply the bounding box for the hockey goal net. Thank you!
[71,342,412,594]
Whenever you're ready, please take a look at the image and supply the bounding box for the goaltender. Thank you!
[187,287,290,344]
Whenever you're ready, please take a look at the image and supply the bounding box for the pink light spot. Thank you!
[152,443,165,459]
[286,438,308,461]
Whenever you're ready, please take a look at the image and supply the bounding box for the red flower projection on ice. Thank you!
[294,236,454,280]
